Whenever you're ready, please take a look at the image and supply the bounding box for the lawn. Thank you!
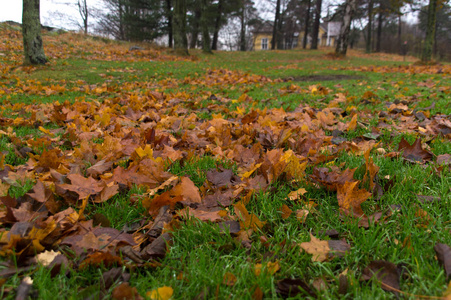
[1,23,451,299]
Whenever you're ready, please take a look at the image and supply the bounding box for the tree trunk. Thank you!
[118,0,125,40]
[271,0,281,50]
[201,0,212,53]
[335,0,357,56]
[190,8,201,49]
[173,0,189,55]
[376,7,383,52]
[421,0,437,62]
[166,0,173,48]
[366,0,373,53]
[303,0,311,49]
[22,0,47,65]
[239,0,246,51]
[211,0,223,50]
[311,0,322,49]
[397,13,401,55]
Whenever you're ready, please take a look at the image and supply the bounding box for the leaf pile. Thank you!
[0,24,451,298]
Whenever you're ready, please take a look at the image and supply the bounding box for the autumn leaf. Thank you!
[398,137,433,163]
[234,201,266,230]
[361,260,400,294]
[300,233,330,262]
[287,188,307,200]
[146,286,174,300]
[337,181,371,217]
[57,174,104,200]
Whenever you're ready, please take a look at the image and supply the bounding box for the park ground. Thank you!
[0,23,451,299]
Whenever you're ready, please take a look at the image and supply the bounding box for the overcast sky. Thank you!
[0,0,101,31]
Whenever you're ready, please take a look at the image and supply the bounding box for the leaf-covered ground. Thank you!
[1,23,451,299]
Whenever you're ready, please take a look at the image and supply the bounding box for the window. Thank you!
[261,38,268,50]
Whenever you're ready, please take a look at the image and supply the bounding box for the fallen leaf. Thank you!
[398,137,433,163]
[276,278,316,298]
[300,233,330,262]
[337,181,371,216]
[434,243,451,279]
[361,260,400,294]
[223,272,237,286]
[112,282,142,300]
[287,188,307,200]
[146,286,174,300]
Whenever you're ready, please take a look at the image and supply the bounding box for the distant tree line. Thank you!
[20,0,451,64]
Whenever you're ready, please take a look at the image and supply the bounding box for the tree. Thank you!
[22,0,47,65]
[173,0,189,54]
[272,0,281,49]
[211,0,224,50]
[366,0,373,52]
[77,0,89,35]
[310,0,322,49]
[303,0,312,48]
[165,0,173,47]
[335,0,357,56]
[200,0,212,53]
[421,0,438,62]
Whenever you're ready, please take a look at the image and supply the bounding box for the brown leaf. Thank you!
[171,177,201,205]
[437,154,451,166]
[398,137,433,163]
[279,204,292,219]
[310,167,357,191]
[102,268,131,290]
[177,207,224,222]
[361,260,400,294]
[234,201,266,230]
[207,169,237,187]
[276,278,316,298]
[434,243,451,279]
[223,272,237,286]
[79,251,123,270]
[337,181,371,216]
[141,232,172,260]
[15,276,33,300]
[362,149,380,191]
[203,190,233,208]
[112,282,142,300]
[86,159,113,177]
[58,174,104,200]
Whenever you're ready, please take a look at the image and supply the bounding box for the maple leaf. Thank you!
[234,201,266,230]
[398,137,433,163]
[57,174,104,200]
[337,181,371,216]
[300,233,350,262]
[310,167,357,191]
[300,233,330,262]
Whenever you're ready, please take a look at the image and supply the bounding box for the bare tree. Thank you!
[23,0,47,65]
[173,0,189,55]
[78,0,88,35]
[335,0,357,56]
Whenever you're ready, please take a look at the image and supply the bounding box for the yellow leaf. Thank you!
[288,188,307,201]
[300,233,330,262]
[347,114,358,132]
[38,126,54,137]
[146,286,174,300]
[240,163,262,179]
